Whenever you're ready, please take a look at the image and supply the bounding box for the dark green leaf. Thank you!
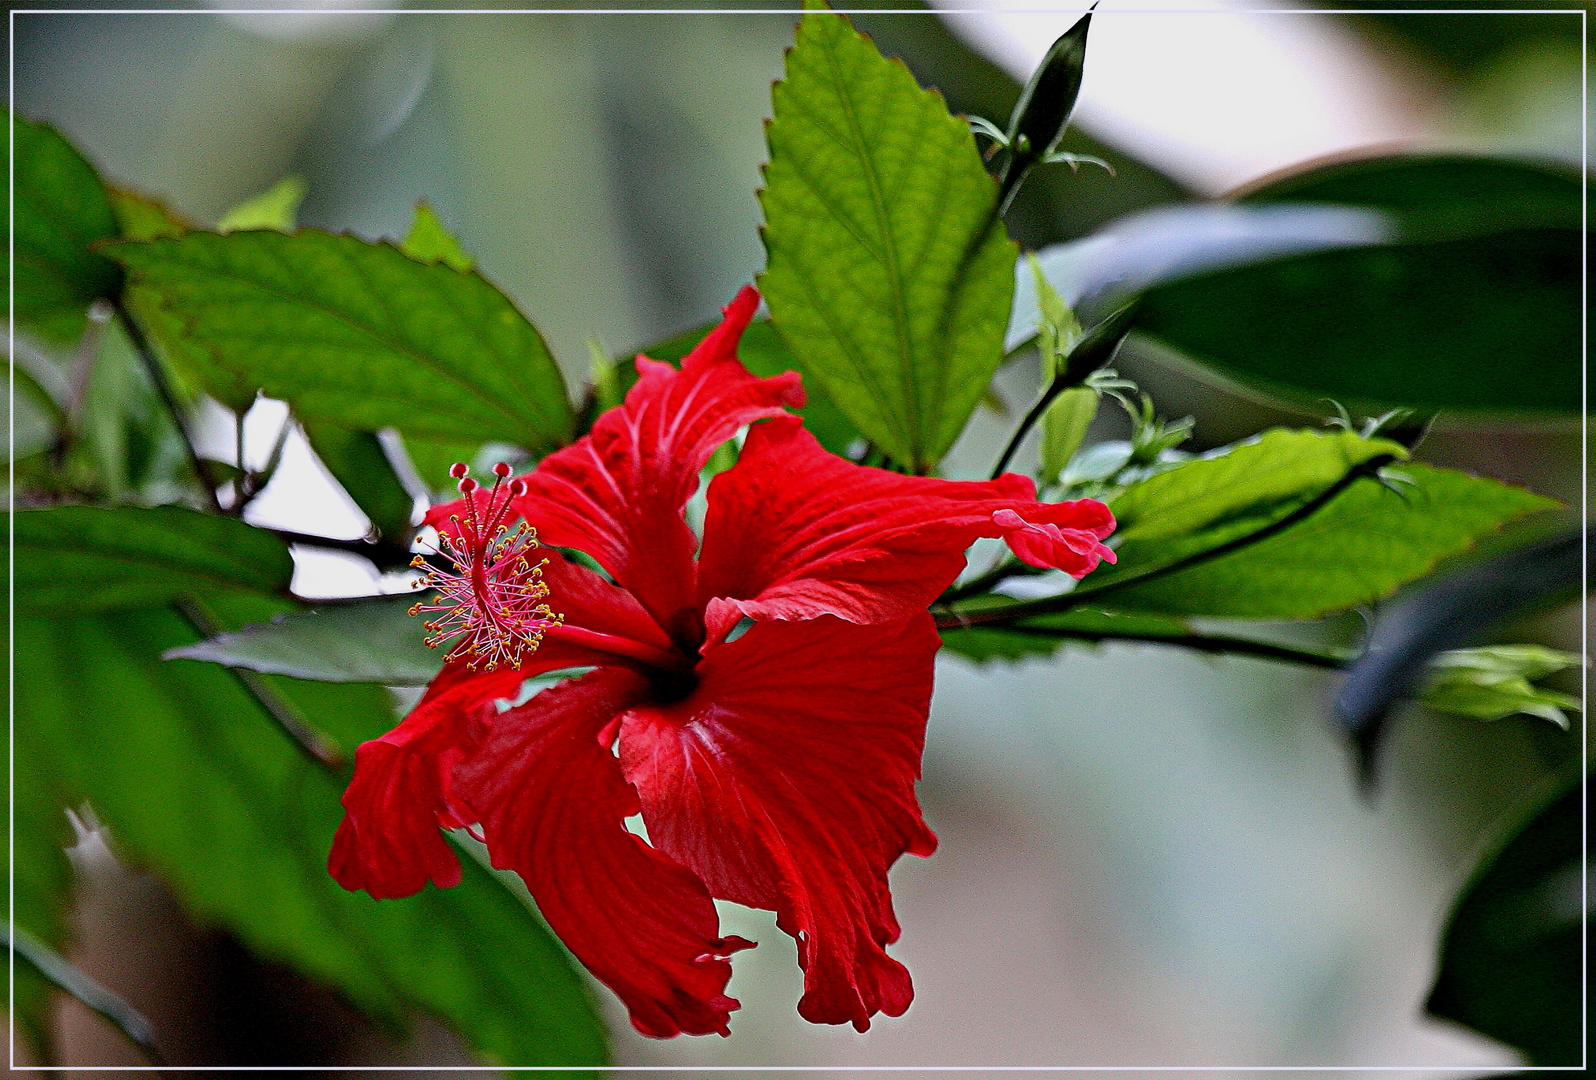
[109,230,574,450]
[403,436,486,496]
[167,593,443,686]
[1428,777,1584,1065]
[759,10,1017,469]
[11,505,293,614]
[1240,154,1579,239]
[402,202,474,272]
[1135,156,1582,414]
[1088,461,1558,619]
[7,114,123,344]
[637,317,861,456]
[15,605,607,1068]
[301,421,416,543]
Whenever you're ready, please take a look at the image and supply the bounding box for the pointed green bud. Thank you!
[998,7,1093,211]
[1005,9,1092,160]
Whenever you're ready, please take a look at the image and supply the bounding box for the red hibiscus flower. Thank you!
[329,286,1116,1038]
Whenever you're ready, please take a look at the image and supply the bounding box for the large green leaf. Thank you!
[167,593,443,686]
[637,317,860,456]
[1134,155,1582,414]
[1241,154,1578,238]
[1085,462,1557,619]
[109,231,574,450]
[10,505,293,614]
[1091,429,1406,587]
[14,603,607,1068]
[759,10,1017,469]
[7,114,123,344]
[1427,777,1583,1065]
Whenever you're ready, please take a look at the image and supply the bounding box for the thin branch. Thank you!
[175,600,347,771]
[262,527,416,571]
[110,298,223,513]
[990,301,1138,480]
[941,456,1396,629]
[941,558,1041,605]
[5,924,169,1068]
[935,620,1351,669]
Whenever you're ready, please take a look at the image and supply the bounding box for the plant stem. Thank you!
[941,558,1041,604]
[5,923,170,1068]
[934,619,1350,669]
[990,301,1138,480]
[942,456,1395,628]
[264,527,416,571]
[176,600,347,771]
[110,298,223,513]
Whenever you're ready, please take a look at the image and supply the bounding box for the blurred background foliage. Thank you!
[4,0,1587,1071]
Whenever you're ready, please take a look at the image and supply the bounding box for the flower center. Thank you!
[409,462,564,671]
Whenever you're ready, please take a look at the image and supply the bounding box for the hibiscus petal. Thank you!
[991,506,1118,575]
[457,666,752,1039]
[449,287,801,647]
[331,555,667,901]
[698,416,1067,640]
[619,614,940,1031]
[329,662,526,900]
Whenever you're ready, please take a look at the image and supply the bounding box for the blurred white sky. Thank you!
[934,0,1439,193]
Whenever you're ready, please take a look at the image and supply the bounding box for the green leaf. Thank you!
[1420,644,1582,727]
[1242,154,1579,239]
[1135,156,1582,414]
[216,175,307,234]
[403,436,487,495]
[7,114,123,344]
[167,593,443,686]
[301,421,416,543]
[109,230,574,451]
[15,604,608,1068]
[759,10,1017,470]
[1088,460,1558,619]
[1428,777,1584,1065]
[401,202,474,272]
[108,187,187,243]
[1091,428,1406,583]
[636,317,861,456]
[11,505,293,614]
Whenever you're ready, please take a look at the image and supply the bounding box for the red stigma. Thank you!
[409,463,562,671]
